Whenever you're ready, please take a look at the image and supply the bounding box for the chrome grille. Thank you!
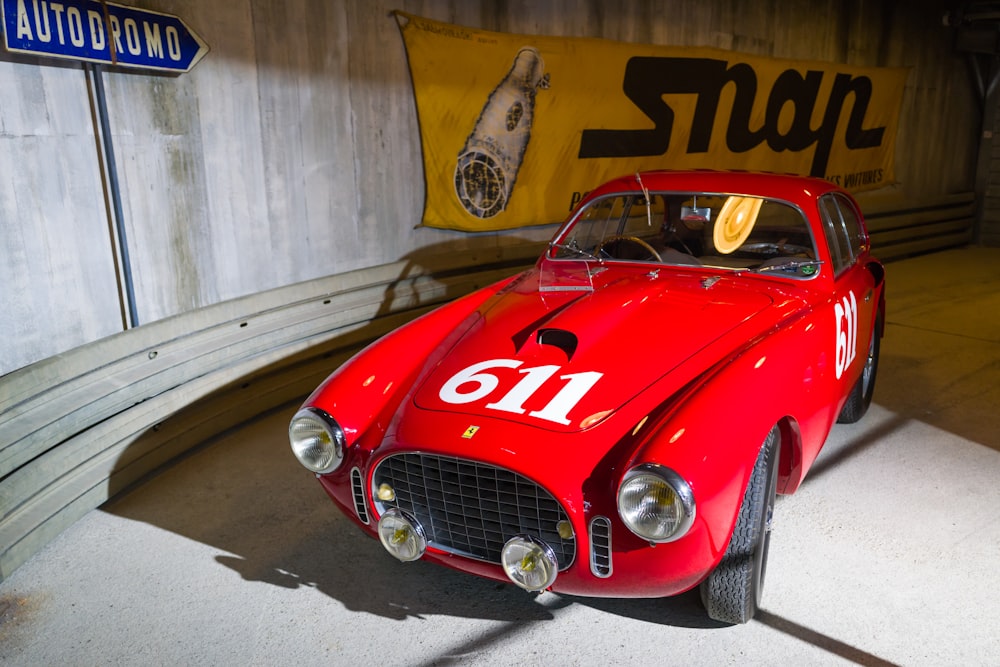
[589,516,612,577]
[372,453,575,569]
[351,468,369,524]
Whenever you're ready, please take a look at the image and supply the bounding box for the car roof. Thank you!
[586,170,844,208]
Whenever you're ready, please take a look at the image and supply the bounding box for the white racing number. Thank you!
[438,359,603,425]
[835,290,858,380]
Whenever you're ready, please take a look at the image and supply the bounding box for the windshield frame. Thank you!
[547,189,822,280]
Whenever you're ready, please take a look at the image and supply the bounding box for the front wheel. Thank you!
[700,427,779,624]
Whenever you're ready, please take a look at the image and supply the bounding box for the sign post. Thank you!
[1,1,209,328]
[2,0,209,72]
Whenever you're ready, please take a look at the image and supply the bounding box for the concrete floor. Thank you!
[2,246,999,666]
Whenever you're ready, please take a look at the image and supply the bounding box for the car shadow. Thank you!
[565,590,725,629]
[873,323,1000,453]
[105,400,724,627]
[872,249,1000,453]
[102,238,565,625]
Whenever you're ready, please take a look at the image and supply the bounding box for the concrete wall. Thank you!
[0,0,981,374]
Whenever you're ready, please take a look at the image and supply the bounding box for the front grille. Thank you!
[372,453,575,569]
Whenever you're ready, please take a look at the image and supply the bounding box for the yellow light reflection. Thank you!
[581,410,613,429]
[714,196,763,254]
[631,415,649,436]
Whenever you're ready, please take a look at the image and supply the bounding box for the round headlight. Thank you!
[377,508,427,562]
[617,464,695,543]
[288,407,346,474]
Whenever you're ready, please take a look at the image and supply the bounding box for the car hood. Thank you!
[413,265,779,432]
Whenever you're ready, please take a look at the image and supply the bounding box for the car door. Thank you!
[818,193,877,401]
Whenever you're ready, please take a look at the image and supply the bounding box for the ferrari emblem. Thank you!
[462,425,480,439]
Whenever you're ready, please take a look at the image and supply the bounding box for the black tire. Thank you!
[837,315,881,424]
[700,427,779,625]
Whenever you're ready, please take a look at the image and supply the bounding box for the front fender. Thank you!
[302,273,523,446]
[624,315,831,567]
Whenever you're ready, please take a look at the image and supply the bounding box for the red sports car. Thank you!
[289,170,885,624]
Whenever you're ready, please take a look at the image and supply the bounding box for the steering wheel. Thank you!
[596,235,663,262]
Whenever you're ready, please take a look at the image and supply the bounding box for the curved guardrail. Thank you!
[0,244,542,582]
[860,191,975,260]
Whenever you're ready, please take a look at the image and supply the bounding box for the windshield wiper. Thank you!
[550,242,600,261]
[754,259,824,275]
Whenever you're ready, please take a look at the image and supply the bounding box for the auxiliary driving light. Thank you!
[377,508,426,562]
[501,535,558,592]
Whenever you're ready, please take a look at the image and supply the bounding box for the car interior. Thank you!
[553,192,821,277]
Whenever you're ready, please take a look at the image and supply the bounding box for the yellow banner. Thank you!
[395,12,908,232]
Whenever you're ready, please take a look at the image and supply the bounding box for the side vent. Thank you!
[589,516,612,577]
[351,468,370,524]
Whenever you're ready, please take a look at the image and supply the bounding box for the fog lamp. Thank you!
[377,509,426,562]
[501,535,558,592]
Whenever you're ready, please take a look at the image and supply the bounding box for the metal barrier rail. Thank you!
[0,246,541,582]
[861,192,976,261]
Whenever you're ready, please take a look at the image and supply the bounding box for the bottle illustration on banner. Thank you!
[455,47,550,219]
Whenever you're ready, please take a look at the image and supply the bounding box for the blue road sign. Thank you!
[1,0,208,72]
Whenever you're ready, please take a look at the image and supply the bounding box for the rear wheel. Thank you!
[700,427,779,625]
[838,315,881,424]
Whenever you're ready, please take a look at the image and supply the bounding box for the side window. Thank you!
[832,193,867,258]
[818,194,852,275]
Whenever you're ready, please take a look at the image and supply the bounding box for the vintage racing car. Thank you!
[289,170,885,624]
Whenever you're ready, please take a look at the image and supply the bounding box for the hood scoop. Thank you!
[509,296,585,358]
[535,328,578,360]
[512,325,579,361]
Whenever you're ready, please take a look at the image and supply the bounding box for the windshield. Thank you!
[550,192,820,278]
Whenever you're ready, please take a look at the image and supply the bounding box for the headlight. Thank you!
[288,407,346,473]
[617,464,695,543]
